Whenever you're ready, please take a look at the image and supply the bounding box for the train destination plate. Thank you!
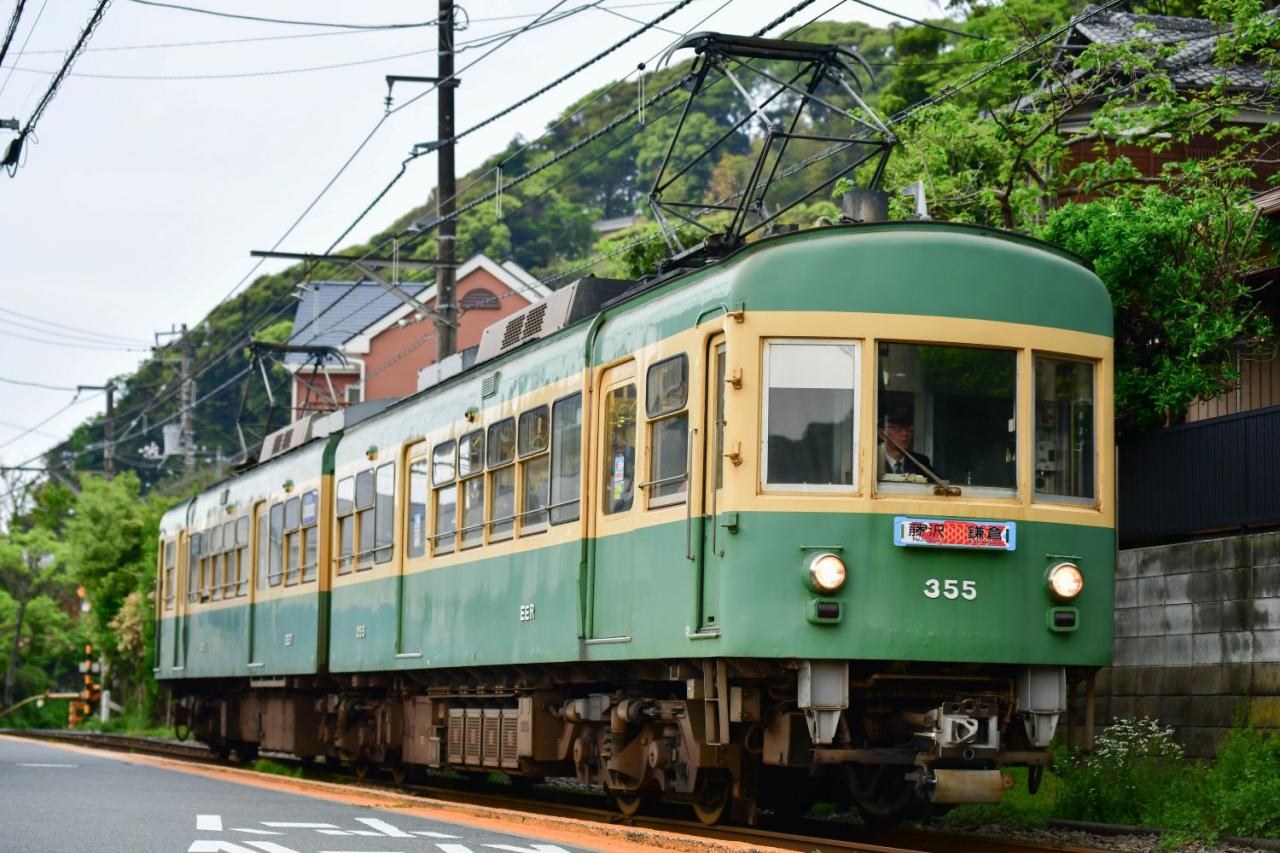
[893,517,1016,551]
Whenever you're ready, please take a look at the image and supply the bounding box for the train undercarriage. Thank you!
[172,659,1075,826]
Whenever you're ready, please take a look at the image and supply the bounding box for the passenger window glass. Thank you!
[487,419,516,467]
[518,406,549,457]
[222,521,236,595]
[550,393,582,525]
[459,431,484,478]
[300,490,318,583]
[602,384,637,515]
[434,482,457,555]
[164,540,176,608]
[461,477,484,549]
[877,342,1017,493]
[187,533,200,602]
[646,355,688,417]
[284,497,300,532]
[432,441,456,485]
[336,476,354,516]
[236,517,249,596]
[375,463,394,563]
[355,469,375,509]
[268,503,284,587]
[408,459,428,559]
[1035,357,1095,501]
[763,340,857,490]
[490,465,515,543]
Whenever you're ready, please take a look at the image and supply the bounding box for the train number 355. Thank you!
[923,579,977,600]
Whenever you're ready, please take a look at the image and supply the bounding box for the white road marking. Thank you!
[349,831,383,836]
[355,818,414,837]
[196,815,223,832]
[230,828,284,835]
[316,830,351,835]
[486,846,573,853]
[413,830,460,838]
[189,843,298,853]
[436,846,476,853]
[17,763,78,768]
[245,843,307,853]
[261,822,338,828]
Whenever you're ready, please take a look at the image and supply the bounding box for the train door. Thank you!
[696,334,726,634]
[396,441,428,659]
[176,526,192,671]
[170,531,187,670]
[248,501,268,667]
[589,360,638,641]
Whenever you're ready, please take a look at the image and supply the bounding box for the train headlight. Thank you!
[1047,562,1084,601]
[806,552,847,594]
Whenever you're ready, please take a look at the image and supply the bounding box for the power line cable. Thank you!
[845,0,985,40]
[0,316,153,348]
[0,326,149,351]
[0,307,151,344]
[4,0,110,175]
[126,0,448,31]
[0,374,78,391]
[0,0,27,69]
[0,0,45,99]
[0,389,100,453]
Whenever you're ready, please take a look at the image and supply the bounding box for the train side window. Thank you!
[518,406,550,534]
[487,418,516,543]
[222,520,237,597]
[283,497,301,586]
[209,524,223,601]
[163,540,176,610]
[336,476,355,575]
[432,441,457,555]
[602,384,638,515]
[408,459,428,559]
[355,469,376,570]
[236,516,250,596]
[1034,356,1095,503]
[300,490,319,582]
[187,533,201,603]
[256,509,268,590]
[762,339,858,492]
[550,393,582,525]
[375,464,395,564]
[268,502,284,587]
[459,430,485,549]
[645,355,689,508]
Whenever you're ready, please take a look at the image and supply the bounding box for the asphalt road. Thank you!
[0,737,592,853]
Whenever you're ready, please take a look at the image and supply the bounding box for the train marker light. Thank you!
[1046,562,1083,601]
[806,552,847,594]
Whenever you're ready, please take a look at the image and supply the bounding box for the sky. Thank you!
[0,0,942,477]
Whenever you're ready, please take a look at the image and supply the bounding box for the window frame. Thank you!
[299,490,318,582]
[517,405,551,536]
[431,440,458,555]
[760,338,861,495]
[283,497,301,586]
[163,539,176,610]
[235,515,250,596]
[335,475,355,575]
[874,340,1020,500]
[1032,352,1098,507]
[458,430,485,550]
[644,354,690,509]
[373,463,395,564]
[407,456,429,559]
[487,418,517,543]
[550,392,583,526]
[268,502,284,587]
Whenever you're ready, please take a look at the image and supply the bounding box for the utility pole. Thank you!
[155,323,197,473]
[77,382,117,478]
[435,0,458,359]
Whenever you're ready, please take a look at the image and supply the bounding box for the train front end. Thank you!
[709,222,1114,815]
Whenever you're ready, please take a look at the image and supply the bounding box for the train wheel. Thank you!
[692,782,731,826]
[612,794,647,818]
[390,765,409,786]
[353,762,370,782]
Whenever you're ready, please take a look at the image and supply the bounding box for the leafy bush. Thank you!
[1056,717,1189,826]
[1203,726,1280,839]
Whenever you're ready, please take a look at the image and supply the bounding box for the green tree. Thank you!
[0,527,69,708]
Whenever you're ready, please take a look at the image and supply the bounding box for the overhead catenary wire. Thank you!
[0,0,46,99]
[0,307,151,345]
[0,375,79,392]
[126,0,451,31]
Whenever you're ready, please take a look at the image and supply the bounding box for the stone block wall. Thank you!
[1098,531,1280,757]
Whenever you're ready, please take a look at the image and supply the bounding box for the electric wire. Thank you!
[0,0,27,69]
[0,389,101,453]
[0,0,45,99]
[845,0,985,40]
[0,374,79,392]
[0,307,151,345]
[126,0,448,31]
[0,316,153,348]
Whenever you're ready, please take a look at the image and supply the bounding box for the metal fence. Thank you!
[1119,404,1280,545]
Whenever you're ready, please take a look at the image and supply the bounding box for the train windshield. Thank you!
[877,342,1017,496]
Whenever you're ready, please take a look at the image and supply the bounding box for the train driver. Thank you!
[878,404,937,480]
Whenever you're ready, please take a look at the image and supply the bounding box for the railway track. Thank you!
[2,729,1114,853]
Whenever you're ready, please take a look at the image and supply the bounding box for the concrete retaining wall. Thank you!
[1098,531,1280,757]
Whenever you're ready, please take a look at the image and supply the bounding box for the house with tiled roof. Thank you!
[284,254,548,420]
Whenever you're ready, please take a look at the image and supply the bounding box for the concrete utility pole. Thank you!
[77,382,117,478]
[435,0,458,359]
[155,323,197,473]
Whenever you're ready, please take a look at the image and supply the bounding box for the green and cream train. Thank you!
[155,220,1114,824]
